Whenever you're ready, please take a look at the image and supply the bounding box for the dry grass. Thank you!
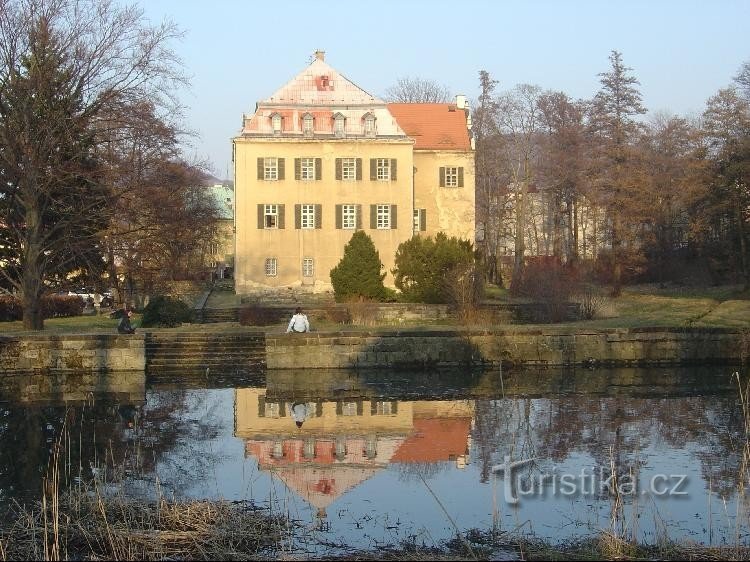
[1,487,290,560]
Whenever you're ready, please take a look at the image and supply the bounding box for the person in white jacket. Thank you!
[286,307,310,333]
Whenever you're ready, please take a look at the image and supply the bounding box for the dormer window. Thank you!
[363,113,376,137]
[333,113,345,138]
[271,113,282,135]
[302,113,314,137]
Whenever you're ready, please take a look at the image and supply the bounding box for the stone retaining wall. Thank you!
[266,327,748,369]
[0,334,146,374]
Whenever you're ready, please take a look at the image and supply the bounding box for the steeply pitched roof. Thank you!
[263,58,379,105]
[387,103,472,150]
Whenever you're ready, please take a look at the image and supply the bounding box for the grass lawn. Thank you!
[2,284,749,334]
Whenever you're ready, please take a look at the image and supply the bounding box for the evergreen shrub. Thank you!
[330,231,387,302]
[141,296,194,327]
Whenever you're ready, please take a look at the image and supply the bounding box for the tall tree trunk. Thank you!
[511,182,527,293]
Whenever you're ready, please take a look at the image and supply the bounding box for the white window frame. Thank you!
[301,204,315,229]
[374,401,394,415]
[264,257,277,276]
[334,115,345,137]
[271,114,282,134]
[300,158,315,181]
[264,204,278,229]
[342,204,356,229]
[264,158,278,181]
[303,114,314,136]
[413,209,420,233]
[342,158,356,181]
[376,204,391,229]
[340,401,358,416]
[364,115,375,136]
[445,166,459,187]
[302,257,314,277]
[376,158,390,181]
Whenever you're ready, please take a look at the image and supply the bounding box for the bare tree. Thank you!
[0,0,186,329]
[384,76,451,103]
[495,84,544,293]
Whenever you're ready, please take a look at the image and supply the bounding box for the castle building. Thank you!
[233,52,474,293]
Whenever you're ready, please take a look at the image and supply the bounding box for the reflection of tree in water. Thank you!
[0,400,131,514]
[0,389,231,512]
[471,392,746,501]
[134,389,229,496]
[393,461,448,482]
[472,398,539,483]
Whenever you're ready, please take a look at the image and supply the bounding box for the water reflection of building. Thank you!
[234,388,473,513]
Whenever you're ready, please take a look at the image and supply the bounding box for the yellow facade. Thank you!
[232,54,475,294]
[234,138,414,292]
[413,150,475,241]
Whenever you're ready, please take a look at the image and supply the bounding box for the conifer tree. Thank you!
[329,231,386,301]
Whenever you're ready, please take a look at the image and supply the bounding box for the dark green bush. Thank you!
[393,232,475,303]
[140,296,194,327]
[330,231,387,302]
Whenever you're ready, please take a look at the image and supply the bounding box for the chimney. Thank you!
[314,50,325,61]
[455,94,467,109]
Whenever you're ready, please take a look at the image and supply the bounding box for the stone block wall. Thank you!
[0,334,146,374]
[266,327,748,369]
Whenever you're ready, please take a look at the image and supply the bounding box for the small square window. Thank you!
[302,257,314,277]
[264,258,277,276]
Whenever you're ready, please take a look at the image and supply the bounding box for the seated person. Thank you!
[117,310,136,334]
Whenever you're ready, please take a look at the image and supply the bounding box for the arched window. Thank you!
[271,113,282,134]
[302,113,314,136]
[363,113,376,137]
[333,113,345,138]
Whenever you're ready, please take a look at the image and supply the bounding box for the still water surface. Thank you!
[1,367,749,553]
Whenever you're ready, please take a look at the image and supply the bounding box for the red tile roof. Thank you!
[388,103,471,151]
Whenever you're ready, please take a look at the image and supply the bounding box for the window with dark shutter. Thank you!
[257,204,264,229]
[257,158,264,180]
[315,204,322,228]
[356,158,362,181]
[335,204,342,229]
[420,209,426,231]
[370,159,377,181]
[278,158,285,180]
[458,167,464,187]
[294,204,301,229]
[390,205,397,229]
[335,158,342,180]
[390,159,397,181]
[356,204,362,229]
[294,158,301,180]
[439,167,446,187]
[315,158,322,180]
[278,205,285,229]
[369,204,377,229]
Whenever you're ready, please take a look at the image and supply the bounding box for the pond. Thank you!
[1,366,749,555]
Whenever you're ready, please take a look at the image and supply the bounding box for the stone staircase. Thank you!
[200,307,240,323]
[144,332,265,377]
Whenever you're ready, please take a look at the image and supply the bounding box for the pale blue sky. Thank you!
[138,0,750,180]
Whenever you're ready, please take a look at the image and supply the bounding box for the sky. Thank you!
[136,0,750,181]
